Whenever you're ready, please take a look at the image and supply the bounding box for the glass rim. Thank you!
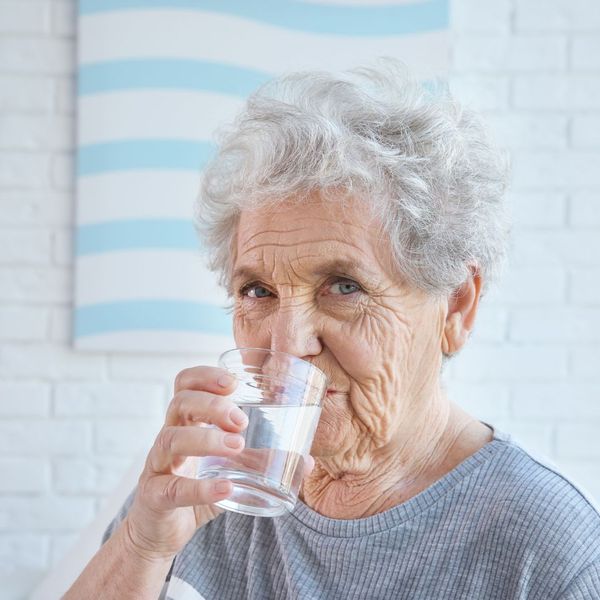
[218,347,329,390]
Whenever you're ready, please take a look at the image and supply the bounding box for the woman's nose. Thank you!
[269,305,323,359]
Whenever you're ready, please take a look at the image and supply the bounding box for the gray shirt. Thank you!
[103,426,600,599]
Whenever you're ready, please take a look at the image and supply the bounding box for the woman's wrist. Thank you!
[63,516,175,599]
[120,516,177,566]
[119,515,178,567]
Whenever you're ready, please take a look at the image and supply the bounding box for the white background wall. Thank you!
[1,0,599,598]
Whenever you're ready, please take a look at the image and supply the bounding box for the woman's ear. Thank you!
[442,265,483,355]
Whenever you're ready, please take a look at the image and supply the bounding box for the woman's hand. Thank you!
[123,366,247,562]
[64,364,317,600]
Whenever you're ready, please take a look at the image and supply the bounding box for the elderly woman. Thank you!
[66,60,600,599]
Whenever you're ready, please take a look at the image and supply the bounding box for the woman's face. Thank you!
[230,194,447,466]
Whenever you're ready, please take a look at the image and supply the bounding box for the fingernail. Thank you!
[214,480,231,495]
[217,374,235,388]
[229,407,248,427]
[224,433,244,449]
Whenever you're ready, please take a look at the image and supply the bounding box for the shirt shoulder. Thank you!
[477,430,600,567]
[489,428,600,519]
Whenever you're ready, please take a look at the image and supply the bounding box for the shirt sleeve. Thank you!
[558,562,600,599]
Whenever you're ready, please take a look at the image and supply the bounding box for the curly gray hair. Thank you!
[194,58,510,300]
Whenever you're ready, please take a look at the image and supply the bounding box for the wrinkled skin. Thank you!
[230,192,493,519]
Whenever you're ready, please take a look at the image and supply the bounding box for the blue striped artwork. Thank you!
[78,60,271,96]
[76,220,199,255]
[78,140,216,175]
[79,0,449,36]
[75,0,449,352]
[75,300,232,337]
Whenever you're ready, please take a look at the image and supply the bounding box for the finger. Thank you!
[144,473,233,510]
[173,366,238,395]
[148,425,245,474]
[165,389,248,431]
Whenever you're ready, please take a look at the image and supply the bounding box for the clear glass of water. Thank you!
[196,347,328,517]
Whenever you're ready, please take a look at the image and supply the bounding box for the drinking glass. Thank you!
[196,347,328,517]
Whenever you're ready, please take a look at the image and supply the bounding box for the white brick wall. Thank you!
[448,0,600,521]
[1,1,599,598]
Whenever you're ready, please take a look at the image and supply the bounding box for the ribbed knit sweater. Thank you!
[103,426,600,599]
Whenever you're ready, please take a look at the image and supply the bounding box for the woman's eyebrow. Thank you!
[311,259,378,284]
[232,266,256,282]
[232,259,378,285]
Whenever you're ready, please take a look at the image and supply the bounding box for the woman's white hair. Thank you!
[194,57,510,299]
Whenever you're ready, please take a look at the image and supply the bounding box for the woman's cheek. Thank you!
[311,397,354,456]
[233,307,270,348]
[323,318,379,382]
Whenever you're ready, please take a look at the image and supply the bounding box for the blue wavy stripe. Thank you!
[79,0,449,36]
[78,59,271,96]
[75,300,232,337]
[76,219,199,255]
[77,140,215,175]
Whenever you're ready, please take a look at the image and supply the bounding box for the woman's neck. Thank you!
[300,402,493,519]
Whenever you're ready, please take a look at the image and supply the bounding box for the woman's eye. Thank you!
[328,280,361,296]
[240,280,361,299]
[242,284,272,299]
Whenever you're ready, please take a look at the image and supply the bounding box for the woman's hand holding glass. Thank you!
[123,366,248,562]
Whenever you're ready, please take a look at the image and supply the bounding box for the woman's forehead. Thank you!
[236,209,375,261]
[232,196,394,281]
[236,197,376,245]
